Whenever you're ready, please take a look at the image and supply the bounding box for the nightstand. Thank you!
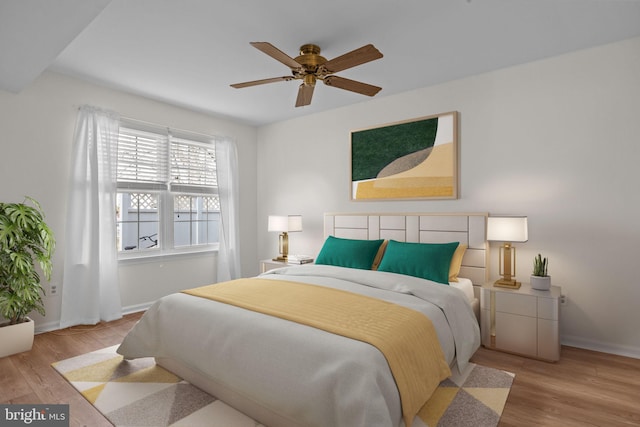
[480,282,561,361]
[260,259,313,273]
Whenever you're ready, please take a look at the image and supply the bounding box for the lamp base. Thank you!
[494,279,521,289]
[272,256,288,262]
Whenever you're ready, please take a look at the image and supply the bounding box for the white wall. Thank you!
[257,36,640,358]
[0,71,258,331]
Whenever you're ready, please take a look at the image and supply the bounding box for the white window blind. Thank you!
[170,137,217,194]
[117,127,169,190]
[115,119,222,256]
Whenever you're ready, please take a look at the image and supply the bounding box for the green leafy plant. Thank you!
[532,253,548,277]
[0,197,55,325]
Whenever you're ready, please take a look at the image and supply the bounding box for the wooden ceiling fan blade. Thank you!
[295,83,314,107]
[322,44,383,73]
[230,76,293,89]
[250,42,302,70]
[324,76,381,97]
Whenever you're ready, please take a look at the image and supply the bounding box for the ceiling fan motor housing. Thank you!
[294,44,327,76]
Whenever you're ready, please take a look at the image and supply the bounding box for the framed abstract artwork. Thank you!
[350,111,458,200]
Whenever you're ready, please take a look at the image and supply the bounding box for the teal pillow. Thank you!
[377,240,459,284]
[315,236,385,270]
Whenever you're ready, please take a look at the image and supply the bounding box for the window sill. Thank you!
[118,246,218,265]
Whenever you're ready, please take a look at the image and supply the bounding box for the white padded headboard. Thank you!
[324,212,488,286]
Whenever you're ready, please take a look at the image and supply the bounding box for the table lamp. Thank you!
[487,216,528,289]
[268,215,302,261]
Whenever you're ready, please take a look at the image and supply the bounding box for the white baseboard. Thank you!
[35,320,60,334]
[562,335,640,360]
[34,302,153,334]
[122,301,154,315]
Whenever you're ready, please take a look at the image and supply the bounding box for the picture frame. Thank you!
[350,111,458,201]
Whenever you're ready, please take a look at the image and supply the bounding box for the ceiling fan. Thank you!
[231,42,383,107]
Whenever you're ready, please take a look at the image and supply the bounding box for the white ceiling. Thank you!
[2,0,640,126]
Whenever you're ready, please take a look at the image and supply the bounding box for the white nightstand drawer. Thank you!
[538,318,560,360]
[495,292,537,317]
[261,261,287,272]
[537,297,559,320]
[495,311,538,356]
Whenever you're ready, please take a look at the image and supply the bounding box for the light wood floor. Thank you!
[1,312,639,427]
[471,345,640,426]
[0,313,141,427]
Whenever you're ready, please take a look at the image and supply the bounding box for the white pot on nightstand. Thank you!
[530,275,551,290]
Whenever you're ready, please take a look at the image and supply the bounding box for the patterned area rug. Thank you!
[52,345,513,427]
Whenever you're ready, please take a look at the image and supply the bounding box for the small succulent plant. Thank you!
[533,253,548,277]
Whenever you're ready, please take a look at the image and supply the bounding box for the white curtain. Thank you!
[60,106,122,328]
[215,138,241,281]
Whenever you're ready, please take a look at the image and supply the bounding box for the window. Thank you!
[115,122,220,256]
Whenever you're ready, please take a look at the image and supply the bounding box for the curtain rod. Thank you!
[74,104,230,141]
[119,115,223,141]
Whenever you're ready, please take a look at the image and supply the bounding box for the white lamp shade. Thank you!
[487,216,528,242]
[268,215,303,232]
[268,216,288,232]
[287,215,303,232]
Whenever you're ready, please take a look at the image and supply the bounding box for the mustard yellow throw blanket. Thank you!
[183,278,451,427]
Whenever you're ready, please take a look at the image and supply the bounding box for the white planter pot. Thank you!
[530,275,551,291]
[0,317,35,358]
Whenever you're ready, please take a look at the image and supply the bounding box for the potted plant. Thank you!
[0,197,55,357]
[531,253,551,290]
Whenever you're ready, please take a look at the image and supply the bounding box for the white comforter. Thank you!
[117,265,480,427]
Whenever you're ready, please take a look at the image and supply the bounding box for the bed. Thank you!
[117,212,487,427]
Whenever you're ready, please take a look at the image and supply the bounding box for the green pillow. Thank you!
[315,236,385,270]
[377,240,459,284]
